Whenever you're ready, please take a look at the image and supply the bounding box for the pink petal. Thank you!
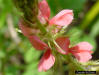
[28,36,48,50]
[38,49,55,72]
[38,11,46,24]
[19,19,34,37]
[73,52,92,63]
[69,42,93,62]
[71,42,93,52]
[55,37,70,54]
[38,0,50,21]
[49,10,73,26]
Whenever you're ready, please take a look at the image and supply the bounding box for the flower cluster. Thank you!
[19,0,93,72]
[38,0,73,33]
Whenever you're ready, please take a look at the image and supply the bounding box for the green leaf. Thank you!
[0,0,14,28]
[90,18,99,38]
[0,9,7,28]
[24,48,41,63]
[23,70,49,75]
[23,62,49,75]
[0,50,6,58]
[67,28,96,52]
[66,27,83,45]
[5,65,19,75]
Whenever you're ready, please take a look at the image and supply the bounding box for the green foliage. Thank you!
[0,0,13,28]
[48,0,86,17]
[66,27,83,44]
[24,48,41,63]
[23,62,49,75]
[80,0,99,29]
[23,48,49,75]
[67,27,97,52]
[5,65,19,75]
[0,50,6,59]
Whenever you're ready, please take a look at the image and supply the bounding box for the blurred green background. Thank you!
[0,0,99,75]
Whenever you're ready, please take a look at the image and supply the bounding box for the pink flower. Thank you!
[38,0,50,21]
[19,19,55,71]
[69,42,93,62]
[38,49,55,72]
[28,35,48,50]
[27,35,55,71]
[19,20,48,51]
[49,10,73,26]
[38,0,73,27]
[28,36,55,72]
[55,37,70,54]
[55,37,93,62]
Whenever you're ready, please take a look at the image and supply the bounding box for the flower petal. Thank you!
[49,10,73,26]
[69,42,93,62]
[19,19,34,37]
[73,52,92,62]
[28,36,48,50]
[71,42,93,52]
[38,49,55,72]
[19,19,40,37]
[38,11,46,24]
[55,37,70,54]
[38,0,50,20]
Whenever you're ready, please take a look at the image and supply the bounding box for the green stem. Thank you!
[52,52,64,75]
[63,54,86,75]
[36,19,47,34]
[1,58,5,75]
[66,54,85,70]
[80,0,99,30]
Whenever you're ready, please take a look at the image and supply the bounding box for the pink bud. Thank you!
[38,0,50,21]
[55,37,70,54]
[28,36,48,50]
[69,42,93,62]
[38,49,55,72]
[49,10,73,26]
[38,11,46,24]
[19,19,34,37]
[19,19,40,37]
